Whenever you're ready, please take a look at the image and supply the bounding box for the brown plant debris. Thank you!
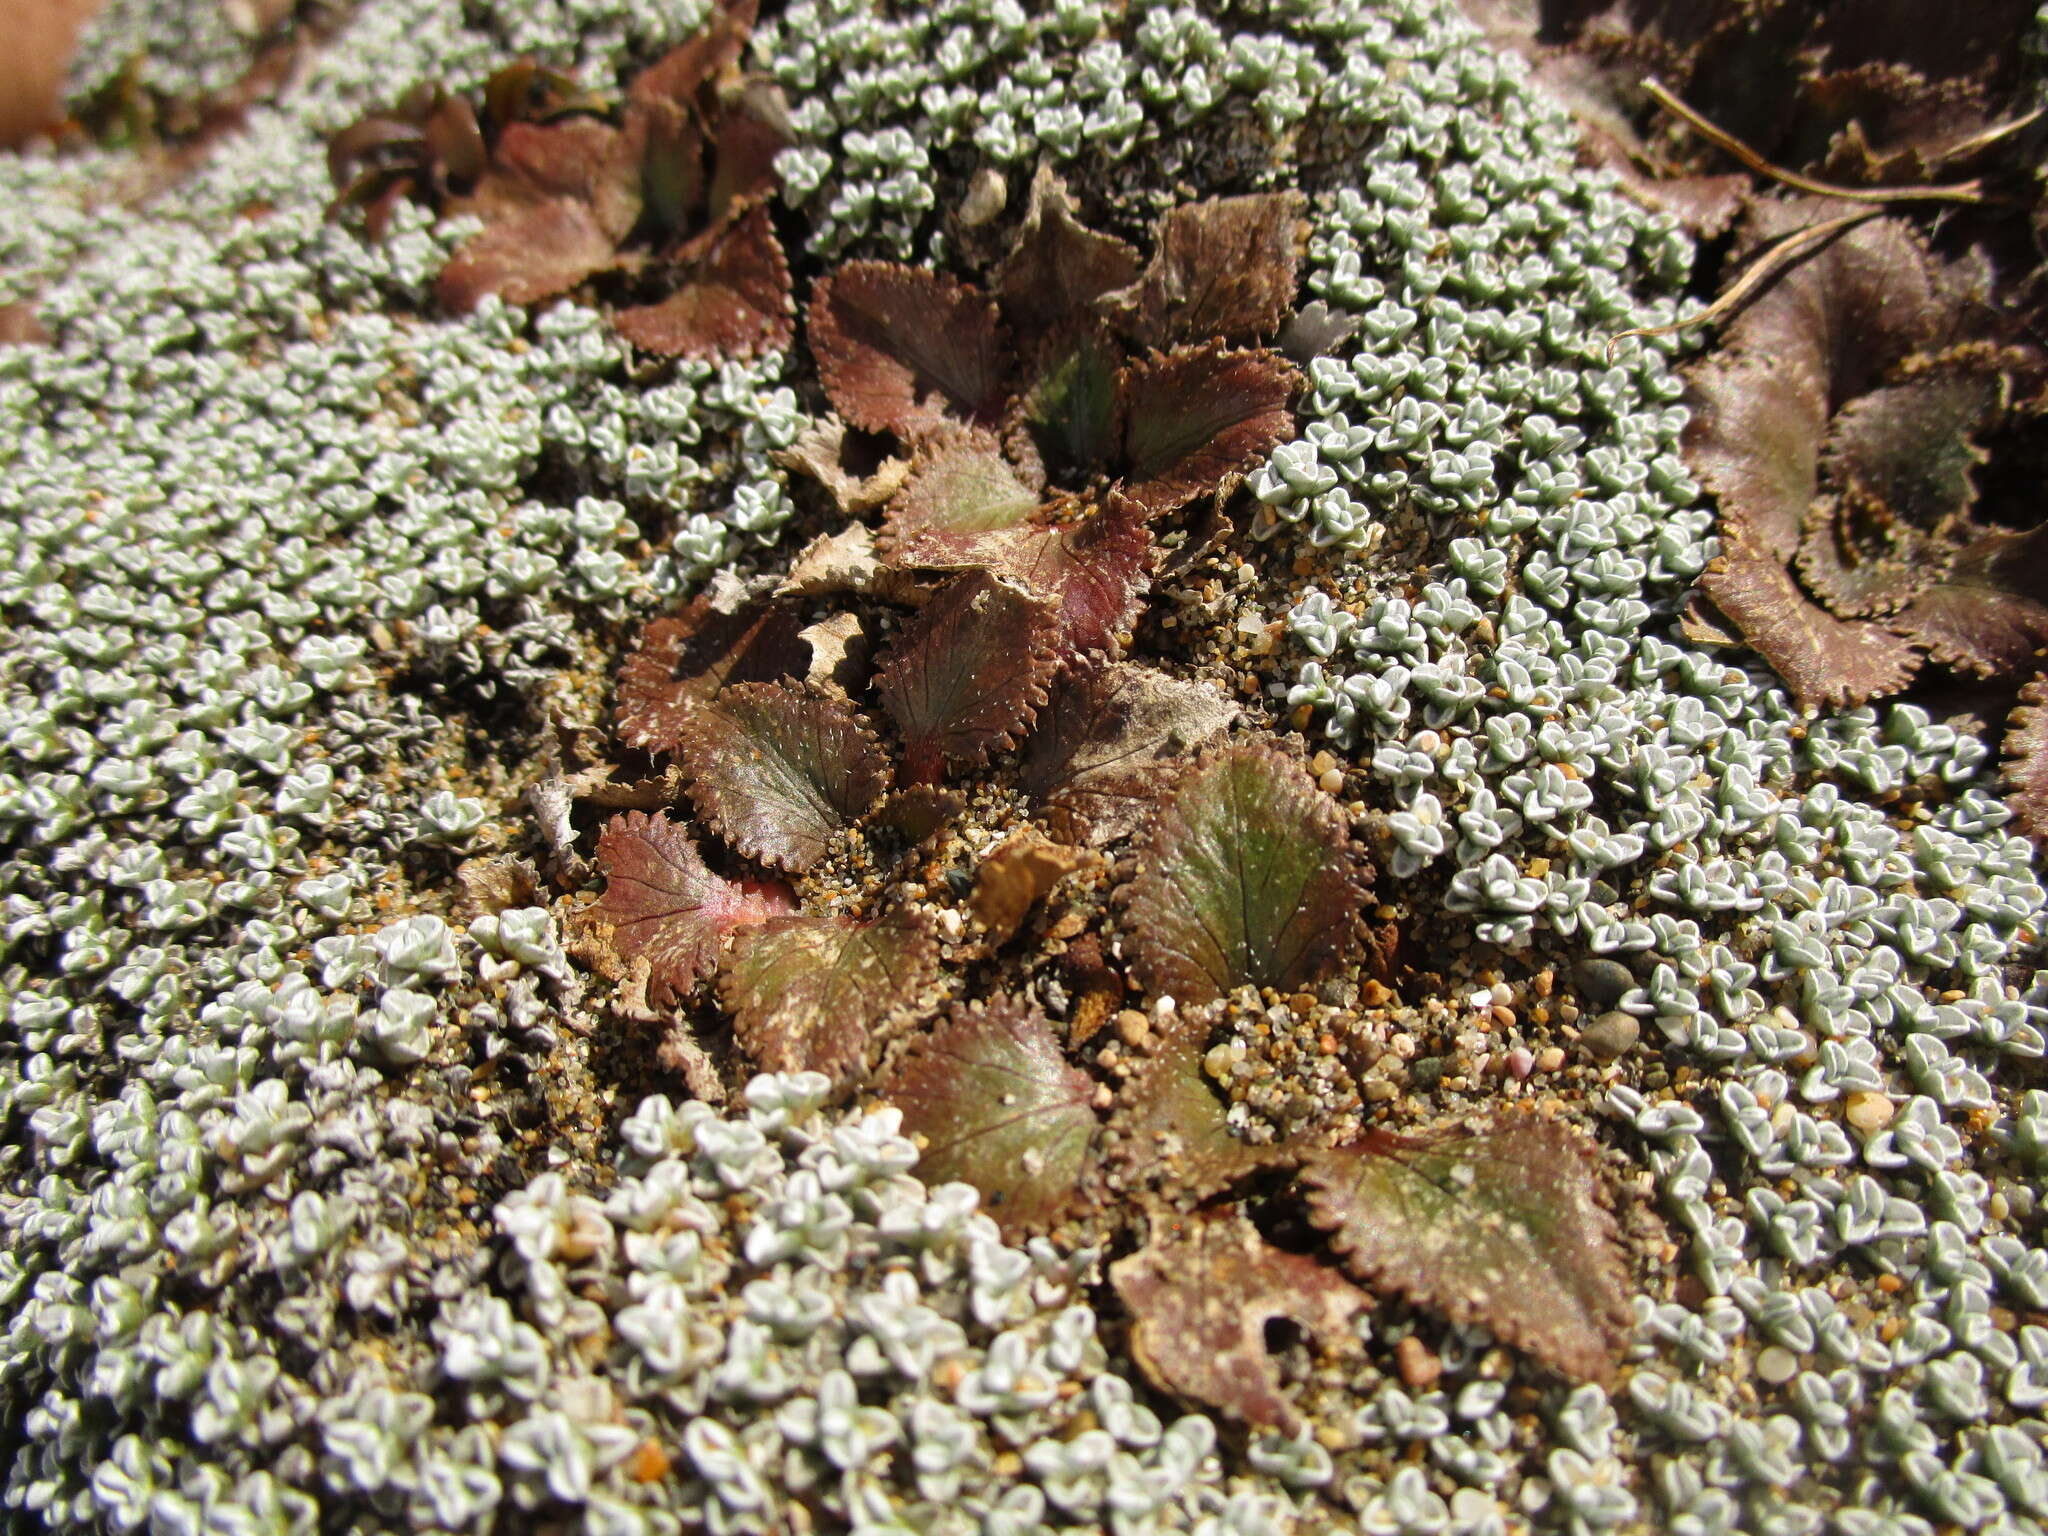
[1111,1207,1370,1435]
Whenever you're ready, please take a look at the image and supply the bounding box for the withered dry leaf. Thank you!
[877,995,1101,1236]
[775,417,912,516]
[720,910,939,1087]
[1111,1207,1369,1434]
[1300,1117,1633,1385]
[587,810,796,1007]
[968,828,1086,947]
[1108,1004,1299,1204]
[453,855,544,922]
[1020,663,1238,845]
[809,262,1007,437]
[614,594,809,753]
[876,572,1059,783]
[675,681,891,873]
[1099,192,1309,349]
[1122,743,1369,1004]
[798,611,870,692]
[994,165,1142,333]
[1119,343,1300,516]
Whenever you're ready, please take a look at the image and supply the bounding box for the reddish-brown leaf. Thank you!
[613,203,795,359]
[720,910,939,1087]
[614,594,810,753]
[981,493,1152,658]
[1108,1004,1299,1204]
[1121,743,1369,1004]
[437,198,622,311]
[588,810,796,1006]
[1020,662,1238,845]
[876,572,1059,782]
[1299,1117,1633,1385]
[876,996,1101,1235]
[1098,192,1308,349]
[674,681,891,873]
[2002,673,2048,845]
[1111,1208,1369,1434]
[1893,524,2048,676]
[1695,542,1922,711]
[809,262,1008,437]
[878,428,1042,569]
[994,165,1142,333]
[1119,344,1299,516]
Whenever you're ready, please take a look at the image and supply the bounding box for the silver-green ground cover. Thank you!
[3,0,2048,1532]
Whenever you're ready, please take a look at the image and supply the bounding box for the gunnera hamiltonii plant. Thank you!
[541,167,1636,1428]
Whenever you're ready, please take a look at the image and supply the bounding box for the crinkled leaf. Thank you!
[613,203,794,359]
[872,785,966,848]
[1099,192,1307,349]
[1120,344,1299,516]
[675,682,891,873]
[589,810,796,1007]
[1894,524,2048,676]
[1111,1208,1369,1434]
[876,573,1058,782]
[1300,1117,1632,1385]
[1021,663,1237,845]
[876,996,1100,1235]
[1683,348,1829,558]
[720,911,938,1087]
[2003,674,2048,845]
[994,165,1142,332]
[880,429,1042,567]
[810,262,1007,436]
[775,417,911,516]
[1820,370,1995,531]
[968,829,1086,948]
[1696,542,1922,711]
[1122,743,1368,1003]
[1795,495,1947,618]
[615,594,809,753]
[987,492,1152,658]
[1108,1005,1297,1203]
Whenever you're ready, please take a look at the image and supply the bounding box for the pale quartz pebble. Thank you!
[1844,1091,1897,1134]
[1536,1046,1565,1074]
[1756,1346,1799,1385]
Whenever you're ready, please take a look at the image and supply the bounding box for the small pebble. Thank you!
[1755,1346,1799,1386]
[1844,1090,1896,1134]
[1535,1046,1565,1074]
[1580,1011,1639,1062]
[1573,958,1634,1007]
[1115,1009,1150,1047]
[1505,1046,1535,1079]
[1395,1333,1443,1390]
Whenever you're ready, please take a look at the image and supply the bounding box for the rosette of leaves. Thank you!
[1682,199,2046,716]
[796,169,1305,661]
[326,0,794,357]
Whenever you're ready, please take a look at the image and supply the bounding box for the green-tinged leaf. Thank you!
[1299,1117,1633,1385]
[1108,1005,1298,1203]
[614,594,809,753]
[1021,663,1239,845]
[876,572,1059,782]
[588,810,797,1006]
[675,682,891,873]
[879,428,1041,568]
[1120,344,1299,516]
[1012,323,1126,483]
[1121,743,1368,1003]
[876,996,1101,1235]
[720,911,939,1087]
[1111,1207,1369,1433]
[1098,192,1308,349]
[809,262,1007,436]
[994,165,1142,332]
